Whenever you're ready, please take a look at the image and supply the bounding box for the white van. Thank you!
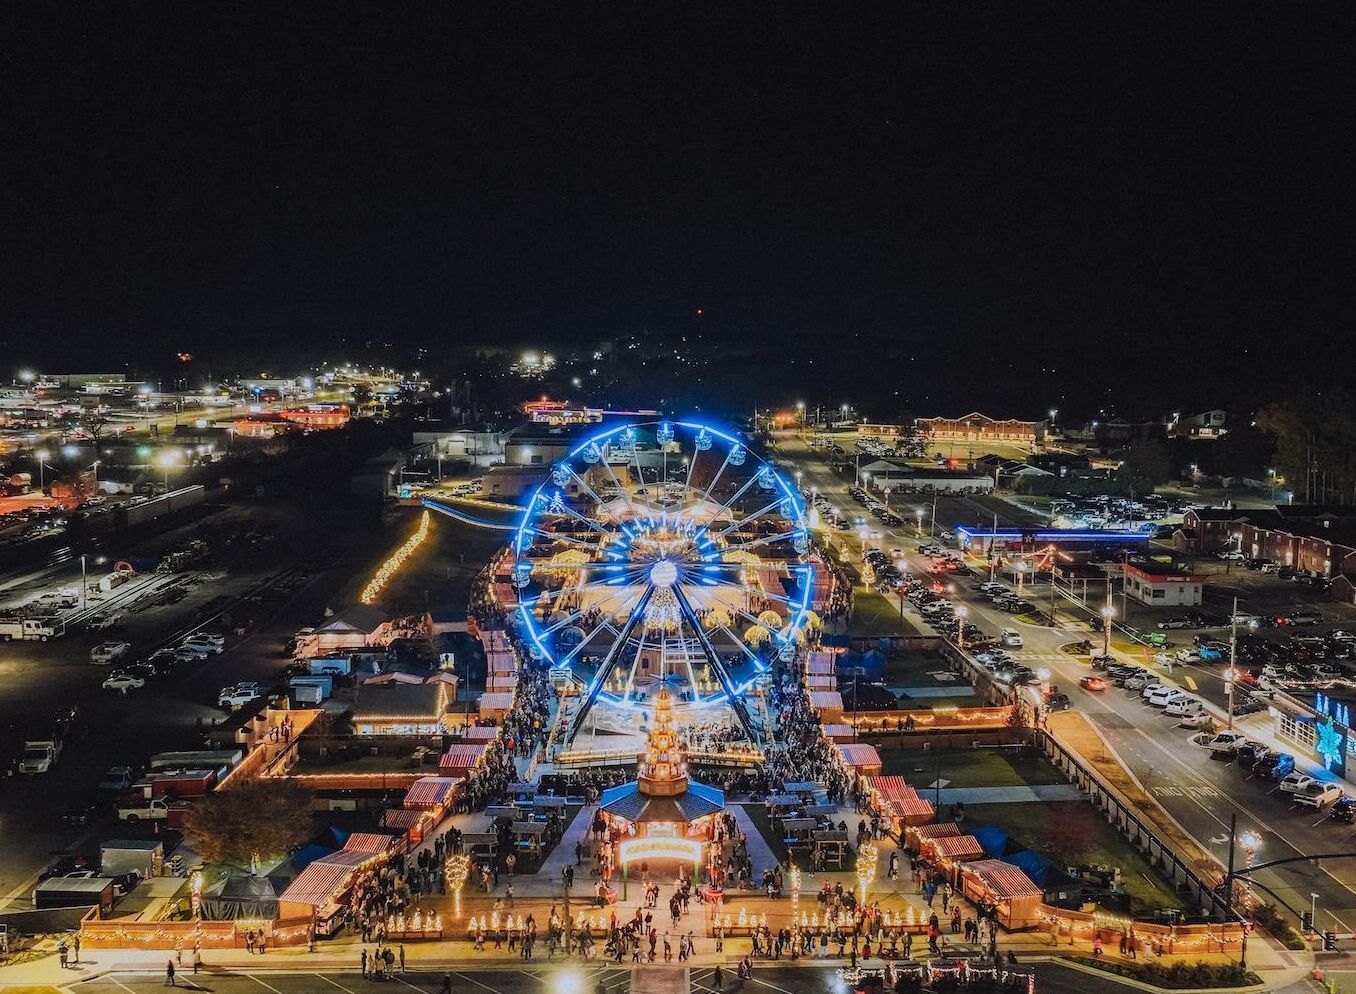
[1001,628,1023,648]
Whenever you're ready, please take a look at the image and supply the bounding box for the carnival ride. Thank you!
[449,420,816,746]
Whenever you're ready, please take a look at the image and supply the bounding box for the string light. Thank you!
[361,510,430,604]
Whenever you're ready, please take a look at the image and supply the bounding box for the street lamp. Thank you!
[34,448,52,490]
[954,605,968,650]
[1101,604,1116,657]
[915,507,924,537]
[158,450,182,491]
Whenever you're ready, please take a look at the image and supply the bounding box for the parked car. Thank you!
[1235,742,1269,767]
[89,641,132,665]
[1331,795,1356,823]
[1158,616,1197,630]
[1165,696,1204,718]
[1278,771,1318,795]
[1254,753,1296,779]
[1001,628,1023,648]
[1146,686,1186,708]
[1207,730,1248,754]
[183,632,225,652]
[218,685,262,710]
[1293,782,1343,810]
[103,672,145,693]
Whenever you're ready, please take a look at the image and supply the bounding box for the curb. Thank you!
[1044,955,1269,994]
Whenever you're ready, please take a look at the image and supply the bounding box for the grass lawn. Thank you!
[961,800,1186,915]
[852,590,924,637]
[876,745,1066,787]
[884,652,965,688]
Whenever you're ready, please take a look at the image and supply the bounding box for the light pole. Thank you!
[1101,604,1116,658]
[955,605,968,650]
[1226,596,1240,730]
[915,507,924,537]
[80,554,87,613]
[34,449,52,490]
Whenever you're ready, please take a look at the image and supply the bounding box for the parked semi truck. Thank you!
[0,617,65,641]
[19,737,64,774]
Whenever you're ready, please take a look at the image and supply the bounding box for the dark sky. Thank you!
[4,5,1354,412]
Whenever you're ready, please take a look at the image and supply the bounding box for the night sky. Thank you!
[4,5,1353,414]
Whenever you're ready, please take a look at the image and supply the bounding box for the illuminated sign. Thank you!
[617,837,704,866]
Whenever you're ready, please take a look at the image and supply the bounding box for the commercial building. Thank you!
[915,412,1045,448]
[1174,507,1251,555]
[352,682,451,736]
[1122,561,1203,607]
[1240,506,1356,578]
[860,460,994,493]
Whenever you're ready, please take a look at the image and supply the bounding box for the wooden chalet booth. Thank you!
[958,859,1043,929]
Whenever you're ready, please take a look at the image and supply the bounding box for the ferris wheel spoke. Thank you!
[720,530,798,555]
[691,573,800,607]
[620,625,652,702]
[522,527,599,550]
[715,495,787,539]
[712,472,760,518]
[693,446,735,511]
[544,495,617,537]
[537,609,584,636]
[598,456,642,516]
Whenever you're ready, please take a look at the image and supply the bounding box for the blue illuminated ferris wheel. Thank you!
[509,420,814,742]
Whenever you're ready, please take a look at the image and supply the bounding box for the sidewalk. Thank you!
[0,921,1307,988]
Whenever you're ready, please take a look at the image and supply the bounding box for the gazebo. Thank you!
[598,685,725,877]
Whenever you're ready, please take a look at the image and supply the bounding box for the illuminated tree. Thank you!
[182,779,315,869]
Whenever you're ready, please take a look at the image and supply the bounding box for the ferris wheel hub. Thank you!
[649,558,679,588]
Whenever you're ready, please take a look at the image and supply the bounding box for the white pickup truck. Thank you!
[116,797,189,824]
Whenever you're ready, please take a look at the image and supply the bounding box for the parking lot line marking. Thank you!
[247,974,289,994]
[390,975,427,994]
[316,974,362,994]
[104,977,139,994]
[451,971,504,994]
[747,976,803,994]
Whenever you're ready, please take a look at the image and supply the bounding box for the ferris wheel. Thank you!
[509,420,816,742]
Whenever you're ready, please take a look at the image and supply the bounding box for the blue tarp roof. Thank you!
[290,844,337,871]
[1005,849,1053,884]
[971,824,1010,858]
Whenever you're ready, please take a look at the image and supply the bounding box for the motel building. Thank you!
[1122,561,1204,607]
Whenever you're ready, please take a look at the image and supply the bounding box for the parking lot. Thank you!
[71,962,1123,994]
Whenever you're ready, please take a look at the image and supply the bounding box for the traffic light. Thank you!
[1302,911,1314,933]
[1324,930,1337,951]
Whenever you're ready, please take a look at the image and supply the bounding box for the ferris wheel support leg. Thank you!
[564,585,656,745]
[671,585,759,744]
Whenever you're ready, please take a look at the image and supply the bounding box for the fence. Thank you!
[78,909,313,949]
[940,637,1236,922]
[1034,727,1232,921]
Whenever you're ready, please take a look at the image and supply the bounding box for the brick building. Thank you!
[915,412,1045,448]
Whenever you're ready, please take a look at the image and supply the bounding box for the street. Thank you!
[772,431,1356,934]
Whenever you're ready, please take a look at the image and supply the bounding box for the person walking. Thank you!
[399,944,406,973]
[441,974,453,994]
[165,960,176,987]
[73,934,81,965]
[58,941,69,969]
[713,964,724,992]
[361,948,369,978]
[193,949,203,975]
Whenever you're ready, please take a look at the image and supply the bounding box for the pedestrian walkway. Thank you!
[929,784,1084,804]
[535,805,593,892]
[729,804,780,872]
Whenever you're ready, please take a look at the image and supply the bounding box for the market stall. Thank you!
[836,742,883,776]
[959,859,1043,929]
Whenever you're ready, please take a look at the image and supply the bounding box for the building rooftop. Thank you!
[353,682,447,721]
